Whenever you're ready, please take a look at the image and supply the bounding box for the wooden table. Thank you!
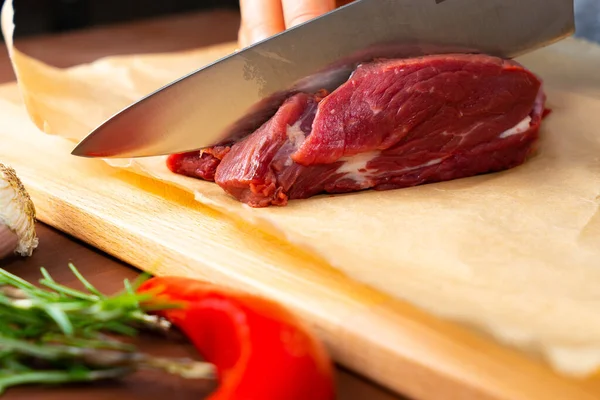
[0,9,404,400]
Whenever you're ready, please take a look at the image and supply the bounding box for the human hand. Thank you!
[238,0,336,48]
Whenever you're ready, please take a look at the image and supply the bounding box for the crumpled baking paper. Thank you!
[2,0,600,377]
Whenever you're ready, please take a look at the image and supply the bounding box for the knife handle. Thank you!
[335,0,355,7]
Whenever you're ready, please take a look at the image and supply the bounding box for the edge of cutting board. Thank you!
[0,89,599,400]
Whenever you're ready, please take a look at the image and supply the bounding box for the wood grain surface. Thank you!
[0,7,599,400]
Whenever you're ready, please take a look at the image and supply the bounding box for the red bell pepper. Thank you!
[137,276,336,400]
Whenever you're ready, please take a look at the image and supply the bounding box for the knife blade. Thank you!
[71,0,575,159]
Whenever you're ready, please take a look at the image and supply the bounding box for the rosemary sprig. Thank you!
[0,368,135,394]
[0,264,214,395]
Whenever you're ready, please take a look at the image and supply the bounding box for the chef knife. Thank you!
[71,0,575,159]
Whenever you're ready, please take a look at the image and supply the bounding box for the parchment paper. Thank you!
[2,0,600,377]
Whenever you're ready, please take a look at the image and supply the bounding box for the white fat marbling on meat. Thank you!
[370,106,382,116]
[462,121,484,137]
[325,114,533,186]
[336,152,444,185]
[287,120,306,149]
[400,158,443,172]
[336,151,380,185]
[284,121,307,167]
[499,116,532,138]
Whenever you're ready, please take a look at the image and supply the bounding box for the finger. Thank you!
[238,0,286,47]
[237,24,249,48]
[281,0,335,29]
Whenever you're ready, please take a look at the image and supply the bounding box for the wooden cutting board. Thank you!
[0,46,599,400]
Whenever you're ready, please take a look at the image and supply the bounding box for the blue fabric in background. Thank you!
[575,0,600,42]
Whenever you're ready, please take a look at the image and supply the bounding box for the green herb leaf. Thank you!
[68,263,104,298]
[42,304,73,336]
[0,264,200,394]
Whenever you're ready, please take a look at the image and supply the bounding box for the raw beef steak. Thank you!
[167,54,548,208]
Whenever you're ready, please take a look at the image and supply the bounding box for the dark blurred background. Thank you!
[2,0,240,38]
[0,0,598,42]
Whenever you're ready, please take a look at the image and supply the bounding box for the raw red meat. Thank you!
[167,54,548,208]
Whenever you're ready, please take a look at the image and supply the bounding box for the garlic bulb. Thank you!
[0,163,38,259]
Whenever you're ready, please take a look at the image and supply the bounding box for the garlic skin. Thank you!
[0,225,18,258]
[0,163,38,258]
